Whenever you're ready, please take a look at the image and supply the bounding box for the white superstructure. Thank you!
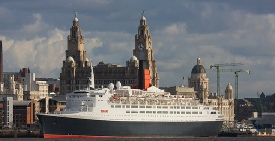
[53,81,224,122]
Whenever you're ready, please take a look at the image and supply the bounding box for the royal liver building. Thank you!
[133,15,159,87]
[59,13,93,95]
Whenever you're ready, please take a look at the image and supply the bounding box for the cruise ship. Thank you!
[37,81,224,138]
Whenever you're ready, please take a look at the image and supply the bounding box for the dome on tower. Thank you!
[141,16,146,20]
[226,83,233,90]
[191,65,206,74]
[130,56,138,62]
[66,56,74,63]
[191,56,206,74]
[73,11,79,21]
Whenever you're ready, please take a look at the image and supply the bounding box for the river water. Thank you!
[0,137,275,141]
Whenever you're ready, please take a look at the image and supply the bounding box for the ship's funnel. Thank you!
[138,60,151,90]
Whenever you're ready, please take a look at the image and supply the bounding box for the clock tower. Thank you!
[134,15,159,87]
[60,12,92,95]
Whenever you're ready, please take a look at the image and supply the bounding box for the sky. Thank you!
[1,0,275,98]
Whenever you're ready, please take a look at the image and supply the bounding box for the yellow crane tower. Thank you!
[210,63,244,96]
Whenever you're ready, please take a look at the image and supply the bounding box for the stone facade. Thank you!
[2,73,24,101]
[59,13,92,95]
[93,59,139,88]
[93,15,159,88]
[188,57,234,125]
[188,56,209,103]
[161,85,196,99]
[134,15,159,87]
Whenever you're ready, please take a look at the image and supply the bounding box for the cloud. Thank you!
[163,23,186,36]
[1,0,275,98]
[2,28,67,77]
[22,13,47,34]
[150,8,275,97]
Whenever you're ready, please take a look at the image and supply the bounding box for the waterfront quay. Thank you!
[0,129,275,141]
[0,129,41,138]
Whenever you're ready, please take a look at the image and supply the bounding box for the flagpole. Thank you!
[182,76,184,87]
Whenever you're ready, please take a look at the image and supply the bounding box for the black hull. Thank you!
[37,114,223,138]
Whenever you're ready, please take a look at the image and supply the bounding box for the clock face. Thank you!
[138,43,144,51]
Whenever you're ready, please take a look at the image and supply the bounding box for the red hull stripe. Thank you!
[44,134,134,139]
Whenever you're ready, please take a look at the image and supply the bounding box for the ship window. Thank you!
[146,111,152,114]
[115,105,121,108]
[176,106,180,109]
[199,112,202,114]
[157,106,161,109]
[131,106,138,108]
[162,106,168,109]
[192,112,198,114]
[122,105,125,108]
[170,106,173,109]
[162,111,168,114]
[157,111,161,114]
[126,111,130,113]
[170,111,173,114]
[111,105,114,108]
[181,111,185,114]
[186,107,191,109]
[181,106,185,109]
[131,111,138,113]
[139,106,145,108]
[186,112,191,114]
[126,105,130,108]
[153,111,156,113]
[146,106,152,108]
[140,111,145,113]
[192,107,198,109]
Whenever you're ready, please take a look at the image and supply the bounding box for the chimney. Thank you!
[0,41,2,82]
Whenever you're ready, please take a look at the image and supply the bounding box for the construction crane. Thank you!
[209,68,250,120]
[233,69,250,100]
[210,63,244,96]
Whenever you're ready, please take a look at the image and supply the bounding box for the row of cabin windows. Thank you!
[125,111,202,114]
[69,95,96,98]
[68,100,92,102]
[111,105,199,109]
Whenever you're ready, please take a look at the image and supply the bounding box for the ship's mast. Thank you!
[89,59,95,89]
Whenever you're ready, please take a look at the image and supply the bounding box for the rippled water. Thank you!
[1,137,275,141]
